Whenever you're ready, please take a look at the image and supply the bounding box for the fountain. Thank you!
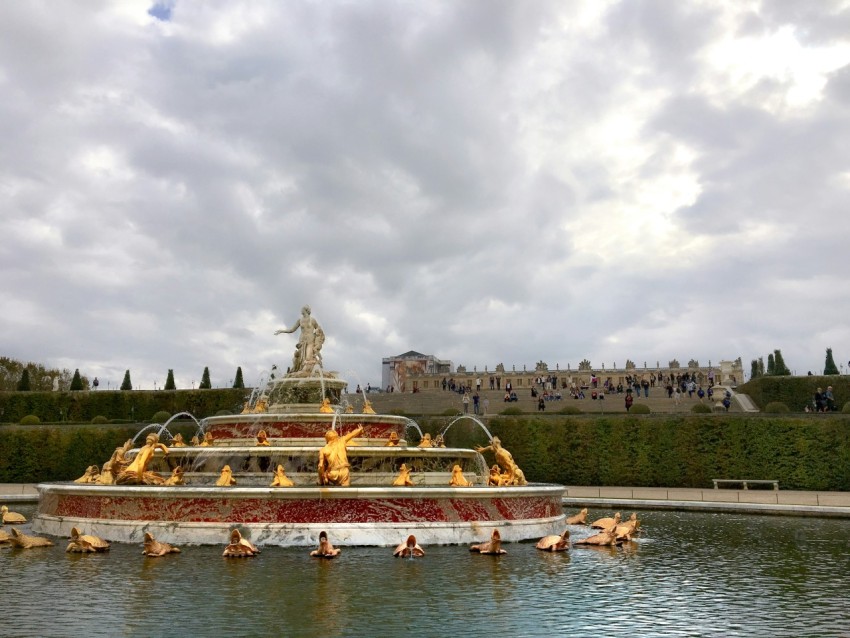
[32,307,565,546]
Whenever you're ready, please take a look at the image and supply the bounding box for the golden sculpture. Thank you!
[8,528,54,549]
[143,532,181,557]
[252,398,268,414]
[0,529,11,544]
[344,404,354,413]
[66,527,110,553]
[417,433,433,448]
[393,535,425,557]
[310,530,341,558]
[163,467,185,486]
[318,425,363,486]
[573,525,620,546]
[475,437,526,486]
[392,463,413,486]
[200,432,215,447]
[98,439,134,484]
[488,465,506,486]
[535,529,570,552]
[362,399,376,414]
[270,464,294,487]
[216,465,237,486]
[256,430,270,446]
[591,512,621,529]
[74,465,101,484]
[385,431,400,446]
[469,529,506,554]
[223,529,260,557]
[319,399,334,413]
[171,433,186,447]
[449,464,471,487]
[1,505,27,524]
[190,435,201,446]
[433,434,446,448]
[614,513,640,540]
[116,434,169,485]
[565,507,589,525]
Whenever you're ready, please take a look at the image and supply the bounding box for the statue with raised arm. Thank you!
[317,425,363,486]
[116,434,169,485]
[274,305,325,375]
[475,436,526,486]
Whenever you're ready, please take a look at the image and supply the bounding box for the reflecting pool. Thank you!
[2,506,848,637]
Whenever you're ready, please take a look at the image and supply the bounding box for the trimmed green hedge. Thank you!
[764,402,790,413]
[738,376,848,411]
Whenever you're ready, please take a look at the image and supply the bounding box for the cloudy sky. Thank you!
[2,0,849,390]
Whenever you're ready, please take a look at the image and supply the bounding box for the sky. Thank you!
[1,0,849,391]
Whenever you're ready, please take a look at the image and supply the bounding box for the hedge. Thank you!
[738,376,848,411]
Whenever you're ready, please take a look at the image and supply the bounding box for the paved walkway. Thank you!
[5,483,850,517]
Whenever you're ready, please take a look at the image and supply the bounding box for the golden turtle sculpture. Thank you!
[591,511,621,529]
[469,529,507,555]
[535,529,570,552]
[222,529,259,557]
[393,534,425,558]
[9,528,54,549]
[614,513,640,541]
[143,532,181,557]
[1,505,27,525]
[0,528,12,544]
[310,530,341,558]
[565,507,589,525]
[574,525,620,547]
[66,527,110,553]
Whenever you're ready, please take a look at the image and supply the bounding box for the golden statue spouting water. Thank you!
[417,433,433,448]
[163,467,185,486]
[317,426,363,486]
[449,464,471,487]
[362,399,376,414]
[256,430,270,446]
[469,529,506,554]
[74,465,100,484]
[171,433,186,447]
[310,530,341,558]
[475,437,527,486]
[270,464,294,487]
[200,432,215,447]
[393,535,425,557]
[223,529,259,557]
[115,434,168,485]
[319,399,334,413]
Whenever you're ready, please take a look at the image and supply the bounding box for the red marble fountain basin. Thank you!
[33,483,566,547]
[202,413,410,442]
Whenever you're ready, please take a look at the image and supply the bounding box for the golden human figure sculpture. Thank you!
[319,398,334,413]
[66,527,110,553]
[565,508,589,525]
[535,529,570,552]
[310,530,341,558]
[362,399,376,414]
[270,464,294,487]
[256,430,270,446]
[275,305,325,374]
[417,433,433,448]
[385,431,400,447]
[475,437,525,486]
[433,434,446,448]
[470,529,506,554]
[223,529,259,557]
[488,464,506,486]
[1,505,27,524]
[171,433,186,447]
[115,434,169,485]
[449,464,471,487]
[190,435,200,446]
[318,425,363,486]
[393,535,425,557]
[143,532,181,557]
[392,463,413,486]
[163,466,185,486]
[8,528,54,549]
[74,465,100,484]
[200,432,215,447]
[216,465,237,486]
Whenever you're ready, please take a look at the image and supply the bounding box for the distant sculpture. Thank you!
[392,463,413,486]
[433,434,446,448]
[163,467,185,486]
[171,433,186,447]
[614,513,640,541]
[318,426,363,486]
[8,528,54,549]
[417,433,433,448]
[66,527,110,553]
[143,532,181,557]
[275,305,325,375]
[270,464,294,487]
[385,431,400,447]
[393,535,425,558]
[362,399,376,414]
[565,508,589,525]
[216,465,236,486]
[475,437,526,486]
[310,530,341,558]
[256,430,270,446]
[469,529,506,554]
[116,434,168,485]
[591,512,621,529]
[449,464,471,487]
[319,398,333,413]
[223,529,259,557]
[190,435,200,446]
[1,505,27,524]
[535,529,570,552]
[74,465,100,484]
[200,432,214,447]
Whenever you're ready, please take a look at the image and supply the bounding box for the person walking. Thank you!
[473,392,480,415]
[625,392,634,412]
[462,393,470,414]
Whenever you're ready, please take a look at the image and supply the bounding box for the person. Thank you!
[317,425,363,486]
[473,392,480,415]
[274,305,324,374]
[625,393,634,412]
[825,386,836,412]
[462,392,470,413]
[537,397,545,411]
[476,377,482,392]
[483,397,490,415]
[814,388,825,412]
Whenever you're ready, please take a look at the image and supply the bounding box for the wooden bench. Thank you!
[712,479,779,490]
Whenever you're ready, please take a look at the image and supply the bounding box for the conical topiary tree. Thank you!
[773,349,791,375]
[758,357,765,377]
[824,348,839,375]
[70,369,83,391]
[233,366,244,389]
[121,370,133,391]
[17,368,31,391]
[164,369,176,390]
[199,366,212,389]
[767,353,776,375]
[750,359,760,380]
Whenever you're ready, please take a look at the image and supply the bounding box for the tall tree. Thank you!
[750,359,760,380]
[16,368,31,391]
[758,357,765,377]
[164,369,176,390]
[199,367,212,389]
[824,348,839,375]
[121,370,133,391]
[70,369,83,391]
[233,366,244,389]
[773,349,791,375]
[767,353,776,375]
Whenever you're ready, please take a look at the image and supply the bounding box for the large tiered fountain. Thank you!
[33,307,565,546]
